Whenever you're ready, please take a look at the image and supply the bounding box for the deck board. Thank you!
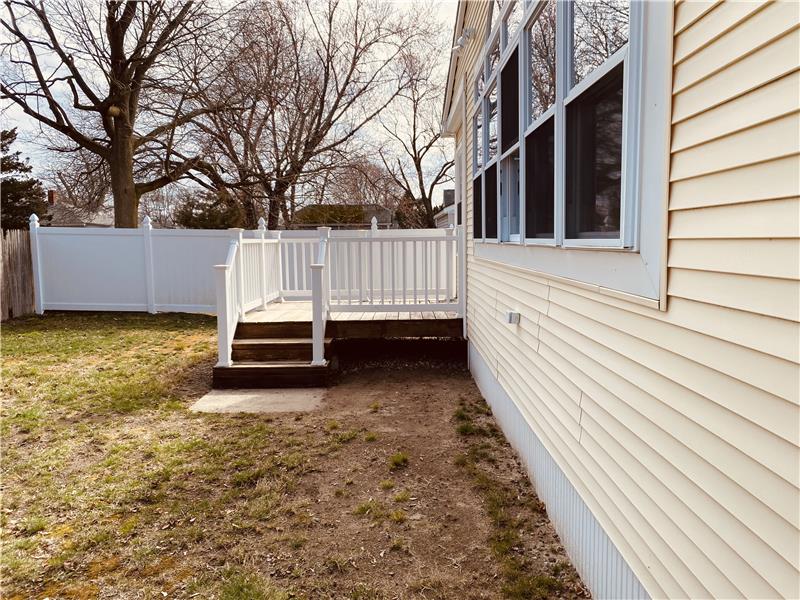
[244,301,458,323]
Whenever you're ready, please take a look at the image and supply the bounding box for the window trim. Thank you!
[468,0,672,303]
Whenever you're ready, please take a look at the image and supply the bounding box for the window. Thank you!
[473,176,483,239]
[467,0,671,300]
[525,116,554,238]
[500,48,519,153]
[500,150,520,241]
[473,104,483,171]
[566,62,623,239]
[485,164,498,239]
[487,84,498,162]
[571,1,629,86]
[471,0,635,247]
[527,0,555,124]
[503,1,522,48]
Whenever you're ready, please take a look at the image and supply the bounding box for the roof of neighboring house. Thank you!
[292,204,394,229]
[46,204,113,227]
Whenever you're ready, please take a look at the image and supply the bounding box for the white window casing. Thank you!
[469,0,672,303]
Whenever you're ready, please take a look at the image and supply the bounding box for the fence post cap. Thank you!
[257,217,267,230]
[141,215,152,228]
[29,213,39,226]
[317,226,331,240]
[370,216,378,231]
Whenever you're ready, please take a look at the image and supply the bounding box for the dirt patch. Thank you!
[2,314,588,599]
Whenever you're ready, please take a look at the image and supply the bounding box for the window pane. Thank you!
[489,0,503,35]
[566,62,623,238]
[485,164,498,239]
[528,0,556,123]
[525,116,554,238]
[500,150,520,239]
[473,175,483,239]
[504,1,522,46]
[488,39,500,75]
[487,85,498,161]
[500,48,519,153]
[572,0,629,86]
[473,106,483,169]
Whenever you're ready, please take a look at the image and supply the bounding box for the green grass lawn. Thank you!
[1,312,304,598]
[1,312,587,600]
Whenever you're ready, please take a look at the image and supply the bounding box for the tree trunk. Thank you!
[109,127,138,228]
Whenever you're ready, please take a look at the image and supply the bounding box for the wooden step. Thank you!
[235,321,313,339]
[231,338,331,361]
[213,360,331,388]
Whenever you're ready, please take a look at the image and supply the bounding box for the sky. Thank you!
[1,0,460,187]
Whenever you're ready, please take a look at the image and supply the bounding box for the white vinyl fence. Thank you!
[28,214,463,366]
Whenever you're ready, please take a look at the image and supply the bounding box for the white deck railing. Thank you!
[213,218,463,366]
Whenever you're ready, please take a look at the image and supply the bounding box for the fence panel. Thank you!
[1,229,34,320]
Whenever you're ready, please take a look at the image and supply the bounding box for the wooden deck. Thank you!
[243,301,460,323]
[214,301,464,389]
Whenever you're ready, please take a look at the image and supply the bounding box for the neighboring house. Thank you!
[434,189,457,228]
[45,191,113,228]
[292,204,395,229]
[442,2,799,600]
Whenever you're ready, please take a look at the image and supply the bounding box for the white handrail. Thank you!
[214,239,239,367]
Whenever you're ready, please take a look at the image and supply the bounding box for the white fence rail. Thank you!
[28,215,462,367]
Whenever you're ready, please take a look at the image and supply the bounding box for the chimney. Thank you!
[48,190,57,205]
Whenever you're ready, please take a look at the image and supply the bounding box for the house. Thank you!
[441,2,799,599]
[291,204,395,229]
[45,191,113,228]
[434,189,457,228]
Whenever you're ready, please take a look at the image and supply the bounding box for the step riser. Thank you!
[213,367,329,388]
[232,345,313,361]
[236,322,312,339]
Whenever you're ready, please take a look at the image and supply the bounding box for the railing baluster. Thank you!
[446,228,454,303]
[380,240,385,305]
[402,240,406,306]
[346,241,352,305]
[413,241,417,305]
[358,240,363,305]
[423,240,429,305]
[368,235,374,304]
[390,239,395,305]
[435,238,441,304]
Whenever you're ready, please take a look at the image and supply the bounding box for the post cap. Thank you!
[257,217,267,230]
[371,216,378,231]
[141,215,152,228]
[29,214,39,226]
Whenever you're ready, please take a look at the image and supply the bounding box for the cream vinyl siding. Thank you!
[459,1,800,598]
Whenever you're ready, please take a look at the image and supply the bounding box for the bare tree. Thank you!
[192,0,435,229]
[1,0,227,227]
[45,147,112,220]
[377,41,454,228]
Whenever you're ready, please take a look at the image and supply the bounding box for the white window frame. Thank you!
[468,0,672,302]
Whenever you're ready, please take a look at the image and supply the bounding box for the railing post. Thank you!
[457,225,465,318]
[258,218,268,309]
[142,216,156,314]
[231,228,245,320]
[311,264,325,365]
[276,230,284,302]
[28,214,44,315]
[446,225,454,302]
[318,226,331,312]
[214,264,232,367]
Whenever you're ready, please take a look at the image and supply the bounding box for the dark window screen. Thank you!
[485,164,498,239]
[500,48,519,153]
[525,116,554,238]
[472,176,482,239]
[565,62,624,238]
